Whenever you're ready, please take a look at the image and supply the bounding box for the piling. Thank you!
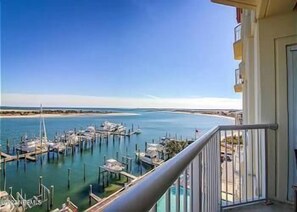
[98,167,101,184]
[68,168,71,189]
[50,185,54,209]
[47,190,50,212]
[137,149,140,162]
[6,139,9,153]
[89,184,92,205]
[3,159,6,177]
[47,147,50,161]
[84,163,86,182]
[24,157,27,172]
[39,176,43,195]
[145,142,148,151]
[116,152,119,161]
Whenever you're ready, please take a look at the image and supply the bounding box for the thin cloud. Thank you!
[144,94,161,100]
[1,93,242,109]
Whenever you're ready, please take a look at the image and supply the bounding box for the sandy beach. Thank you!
[0,112,139,119]
[166,110,236,121]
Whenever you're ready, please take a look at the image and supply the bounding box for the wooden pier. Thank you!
[120,171,137,180]
[85,169,155,212]
[0,148,49,162]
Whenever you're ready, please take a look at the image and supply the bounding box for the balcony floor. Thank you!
[224,201,294,212]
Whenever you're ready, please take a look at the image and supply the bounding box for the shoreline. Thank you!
[0,112,139,119]
[167,111,236,120]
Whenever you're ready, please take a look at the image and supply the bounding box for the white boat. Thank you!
[17,105,49,153]
[134,129,141,134]
[83,126,96,140]
[102,121,126,133]
[147,143,164,152]
[0,191,15,212]
[102,121,117,132]
[117,125,126,133]
[136,144,164,166]
[102,159,125,173]
[48,141,66,153]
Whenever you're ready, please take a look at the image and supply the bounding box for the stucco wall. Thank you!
[252,10,297,201]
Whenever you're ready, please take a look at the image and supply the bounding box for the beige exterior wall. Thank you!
[242,10,297,201]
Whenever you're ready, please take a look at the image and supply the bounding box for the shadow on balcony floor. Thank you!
[224,201,294,212]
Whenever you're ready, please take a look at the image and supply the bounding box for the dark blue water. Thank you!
[0,109,233,211]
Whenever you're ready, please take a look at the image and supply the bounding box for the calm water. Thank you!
[0,109,233,211]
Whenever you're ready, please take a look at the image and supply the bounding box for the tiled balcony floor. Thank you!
[224,201,294,212]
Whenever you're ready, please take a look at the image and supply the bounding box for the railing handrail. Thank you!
[234,24,242,42]
[104,123,278,212]
[219,123,278,131]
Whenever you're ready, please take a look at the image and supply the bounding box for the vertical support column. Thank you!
[50,185,54,209]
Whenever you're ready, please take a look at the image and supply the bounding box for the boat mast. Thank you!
[42,106,47,143]
[40,104,42,148]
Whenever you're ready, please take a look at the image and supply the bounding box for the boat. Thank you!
[83,126,96,140]
[0,191,15,212]
[48,141,66,153]
[101,121,126,133]
[135,144,164,166]
[117,125,126,133]
[102,121,117,132]
[134,128,141,134]
[16,105,49,153]
[102,159,125,173]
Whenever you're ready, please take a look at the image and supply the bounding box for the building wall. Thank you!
[244,10,297,201]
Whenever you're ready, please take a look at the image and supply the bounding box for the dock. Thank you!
[89,193,102,203]
[85,169,155,212]
[0,148,48,163]
[120,171,137,180]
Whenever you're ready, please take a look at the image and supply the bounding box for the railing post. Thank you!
[165,188,170,212]
[176,177,180,212]
[264,128,269,204]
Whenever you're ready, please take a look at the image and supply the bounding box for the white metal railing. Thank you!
[235,68,243,85]
[234,24,242,42]
[103,124,277,212]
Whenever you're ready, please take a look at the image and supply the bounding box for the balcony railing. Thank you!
[104,124,277,212]
[235,68,243,85]
[234,24,242,42]
[233,24,242,60]
[234,68,243,92]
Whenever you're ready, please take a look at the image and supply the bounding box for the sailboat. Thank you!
[17,105,49,153]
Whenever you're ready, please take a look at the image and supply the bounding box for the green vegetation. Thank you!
[0,109,117,116]
[222,135,243,145]
[164,140,188,159]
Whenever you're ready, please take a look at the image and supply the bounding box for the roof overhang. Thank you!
[211,0,257,10]
[211,0,297,19]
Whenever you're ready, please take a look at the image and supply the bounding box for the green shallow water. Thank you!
[0,109,233,211]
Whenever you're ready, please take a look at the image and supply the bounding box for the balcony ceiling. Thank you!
[211,0,296,18]
[257,0,297,18]
[211,0,257,9]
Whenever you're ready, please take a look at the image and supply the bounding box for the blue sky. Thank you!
[1,0,241,108]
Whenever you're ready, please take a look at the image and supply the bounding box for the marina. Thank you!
[0,109,234,211]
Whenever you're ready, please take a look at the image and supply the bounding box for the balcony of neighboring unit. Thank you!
[233,24,243,60]
[234,68,243,93]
